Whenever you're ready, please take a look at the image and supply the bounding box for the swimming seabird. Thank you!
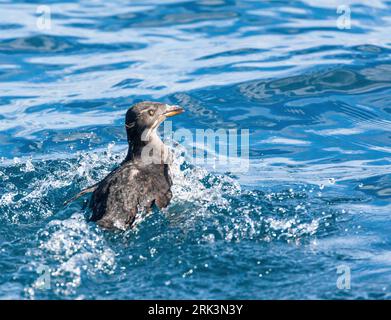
[65,101,184,230]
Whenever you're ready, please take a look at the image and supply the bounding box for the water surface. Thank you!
[0,0,390,299]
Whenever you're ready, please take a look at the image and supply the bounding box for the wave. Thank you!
[0,140,352,298]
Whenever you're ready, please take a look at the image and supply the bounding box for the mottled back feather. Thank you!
[89,160,172,230]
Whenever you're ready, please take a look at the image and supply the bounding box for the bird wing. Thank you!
[63,184,98,206]
[89,162,172,230]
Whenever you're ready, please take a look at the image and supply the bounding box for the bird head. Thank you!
[125,101,184,143]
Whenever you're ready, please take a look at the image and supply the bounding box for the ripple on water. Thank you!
[0,0,390,299]
[1,141,350,299]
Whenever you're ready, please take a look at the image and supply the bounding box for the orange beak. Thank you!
[163,104,184,118]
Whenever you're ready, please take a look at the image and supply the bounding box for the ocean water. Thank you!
[0,0,390,300]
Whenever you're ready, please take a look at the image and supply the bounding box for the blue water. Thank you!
[0,0,391,300]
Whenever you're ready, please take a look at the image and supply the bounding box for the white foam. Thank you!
[25,212,116,298]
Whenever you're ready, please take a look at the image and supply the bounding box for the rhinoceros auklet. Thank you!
[65,101,184,230]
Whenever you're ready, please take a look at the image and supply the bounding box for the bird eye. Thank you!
[148,110,155,116]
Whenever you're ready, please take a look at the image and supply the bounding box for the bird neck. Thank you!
[124,130,170,164]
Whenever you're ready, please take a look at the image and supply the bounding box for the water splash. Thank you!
[25,212,116,299]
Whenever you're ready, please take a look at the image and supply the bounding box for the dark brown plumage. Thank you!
[89,159,173,229]
[65,101,184,230]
